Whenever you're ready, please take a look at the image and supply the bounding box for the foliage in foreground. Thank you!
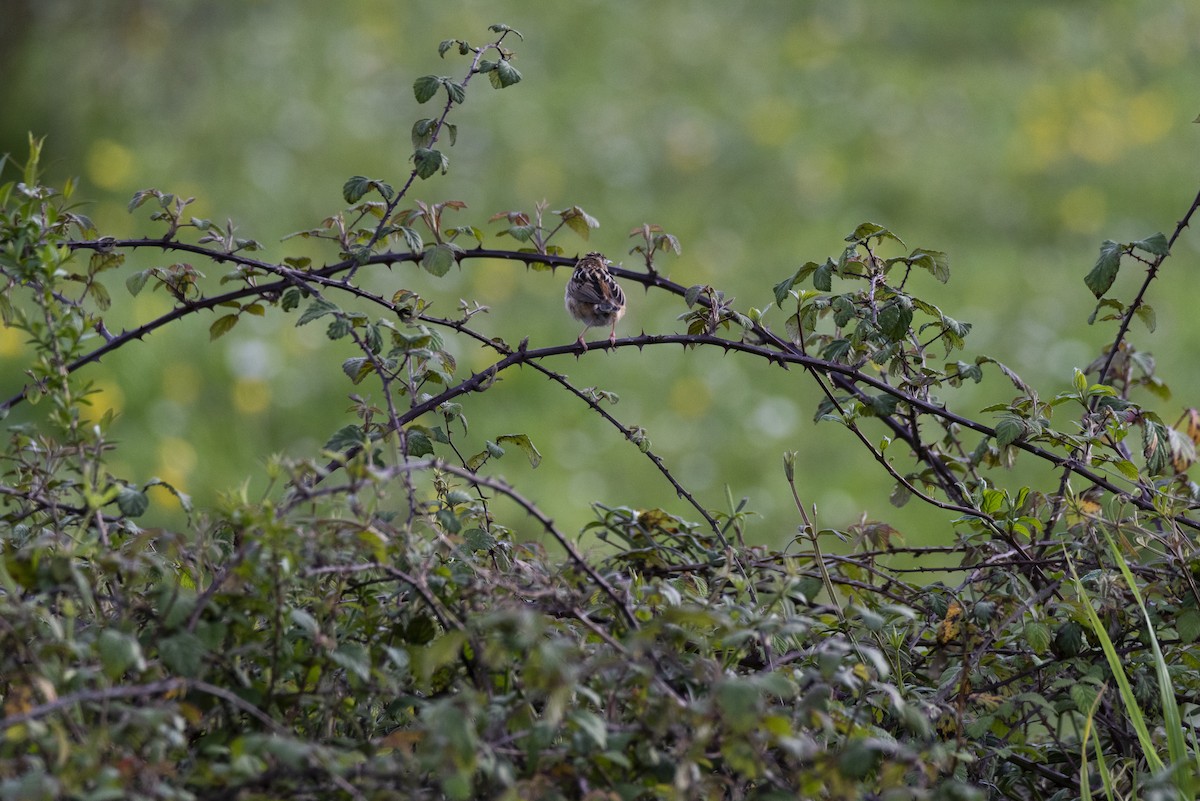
[3,24,1200,801]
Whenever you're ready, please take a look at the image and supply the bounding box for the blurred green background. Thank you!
[3,1,1199,547]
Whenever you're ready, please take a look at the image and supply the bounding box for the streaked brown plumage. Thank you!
[565,252,626,350]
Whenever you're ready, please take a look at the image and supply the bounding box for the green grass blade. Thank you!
[1065,549,1163,771]
[1102,526,1195,796]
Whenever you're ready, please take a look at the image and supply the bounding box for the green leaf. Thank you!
[397,226,423,252]
[1131,232,1169,256]
[489,60,522,89]
[159,632,206,677]
[413,148,448,179]
[848,222,904,248]
[1134,303,1156,332]
[813,260,833,292]
[1142,419,1170,475]
[994,415,1026,447]
[421,243,457,277]
[126,269,151,296]
[716,679,761,732]
[1085,240,1124,298]
[406,429,434,457]
[445,81,466,104]
[341,356,373,383]
[877,299,913,341]
[821,338,852,363]
[324,424,365,452]
[327,316,351,340]
[297,297,339,326]
[343,175,371,203]
[1177,609,1200,643]
[558,205,599,238]
[209,313,239,340]
[773,272,799,307]
[411,118,435,149]
[281,287,302,311]
[1024,621,1051,654]
[911,248,950,283]
[413,75,441,103]
[569,710,607,749]
[1070,682,1099,714]
[116,486,149,517]
[496,433,542,467]
[488,23,523,38]
[330,643,371,682]
[98,629,146,679]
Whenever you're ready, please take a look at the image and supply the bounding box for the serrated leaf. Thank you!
[994,415,1025,447]
[1069,682,1098,714]
[421,243,457,277]
[1113,458,1140,480]
[685,285,705,308]
[1177,609,1200,643]
[413,148,448,179]
[324,424,365,452]
[1024,621,1051,653]
[85,280,111,310]
[406,429,434,457]
[1132,232,1169,256]
[821,338,852,363]
[848,222,904,247]
[413,75,441,104]
[1085,239,1124,298]
[877,300,912,341]
[297,297,338,326]
[209,313,239,340]
[489,59,522,89]
[341,357,373,384]
[343,175,372,204]
[912,248,950,283]
[396,225,423,253]
[1143,419,1171,475]
[445,81,466,104]
[281,287,302,311]
[496,433,541,468]
[559,205,598,239]
[327,316,352,340]
[773,272,799,307]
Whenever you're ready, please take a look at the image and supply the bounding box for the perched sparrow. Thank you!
[565,252,626,350]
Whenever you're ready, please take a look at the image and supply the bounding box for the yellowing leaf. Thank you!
[936,601,964,645]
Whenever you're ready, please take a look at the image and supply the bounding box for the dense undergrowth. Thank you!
[2,24,1200,801]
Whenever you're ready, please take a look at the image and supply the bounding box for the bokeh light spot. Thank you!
[1058,185,1106,234]
[668,375,711,419]
[232,378,271,414]
[86,139,135,190]
[156,436,197,489]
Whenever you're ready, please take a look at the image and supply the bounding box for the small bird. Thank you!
[565,252,626,350]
